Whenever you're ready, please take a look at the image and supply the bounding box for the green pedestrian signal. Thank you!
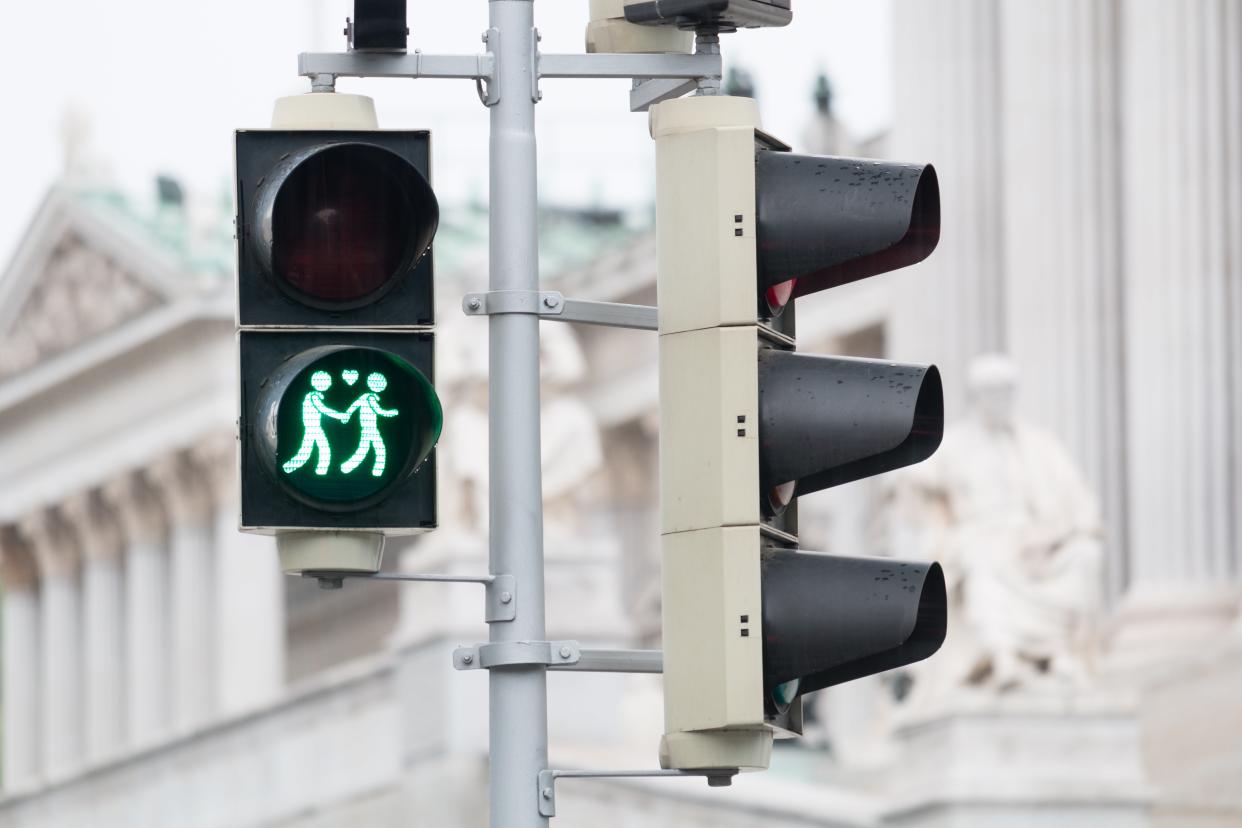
[268,347,442,509]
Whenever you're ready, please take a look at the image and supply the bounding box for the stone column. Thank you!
[19,509,83,779]
[993,0,1130,601]
[195,434,285,714]
[890,0,1006,414]
[1111,0,1242,664]
[150,451,216,731]
[62,491,126,762]
[0,530,41,789]
[102,472,170,747]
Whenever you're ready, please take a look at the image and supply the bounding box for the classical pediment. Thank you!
[0,187,218,383]
[0,232,162,378]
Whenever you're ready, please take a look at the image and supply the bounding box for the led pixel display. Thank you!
[274,347,442,507]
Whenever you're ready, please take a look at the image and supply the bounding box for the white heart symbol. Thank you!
[342,370,359,386]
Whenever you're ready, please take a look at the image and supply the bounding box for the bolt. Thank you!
[543,295,560,309]
[558,646,572,659]
[467,297,482,311]
[461,652,474,665]
[500,591,513,604]
[482,31,489,42]
[541,787,553,800]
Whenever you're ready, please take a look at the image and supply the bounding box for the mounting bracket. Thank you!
[462,290,657,331]
[536,768,738,817]
[320,571,517,623]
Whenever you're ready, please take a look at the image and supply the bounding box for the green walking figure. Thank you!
[282,371,350,476]
[341,372,399,477]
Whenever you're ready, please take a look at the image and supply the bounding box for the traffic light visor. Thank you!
[756,153,939,300]
[758,352,943,498]
[761,551,946,711]
[258,143,438,307]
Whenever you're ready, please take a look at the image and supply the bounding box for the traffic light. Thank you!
[235,95,442,564]
[652,95,947,771]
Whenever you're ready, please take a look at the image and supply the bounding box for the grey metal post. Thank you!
[487,2,549,827]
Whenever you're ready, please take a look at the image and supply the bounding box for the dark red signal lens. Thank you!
[271,145,427,305]
[766,480,797,517]
[764,278,797,316]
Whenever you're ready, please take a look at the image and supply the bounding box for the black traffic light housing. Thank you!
[235,130,436,328]
[236,127,441,537]
[239,330,438,532]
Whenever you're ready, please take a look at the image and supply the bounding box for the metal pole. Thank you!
[487,2,548,827]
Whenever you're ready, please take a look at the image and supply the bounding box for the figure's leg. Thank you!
[314,431,332,475]
[282,432,317,473]
[341,438,370,474]
[371,436,386,477]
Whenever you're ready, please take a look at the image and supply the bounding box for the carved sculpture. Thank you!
[897,354,1104,701]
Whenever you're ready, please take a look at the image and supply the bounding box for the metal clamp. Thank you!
[326,572,516,623]
[462,291,657,331]
[477,28,501,107]
[453,640,581,670]
[537,768,738,817]
[462,290,558,317]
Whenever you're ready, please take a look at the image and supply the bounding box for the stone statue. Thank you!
[896,354,1104,700]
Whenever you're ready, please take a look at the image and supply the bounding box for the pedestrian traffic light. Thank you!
[235,94,441,561]
[652,95,947,771]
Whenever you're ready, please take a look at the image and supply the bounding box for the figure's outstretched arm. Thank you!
[314,396,350,422]
[375,403,399,418]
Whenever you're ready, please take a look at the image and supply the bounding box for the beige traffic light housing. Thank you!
[653,95,783,771]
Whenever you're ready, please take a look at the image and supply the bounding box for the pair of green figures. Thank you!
[282,370,397,478]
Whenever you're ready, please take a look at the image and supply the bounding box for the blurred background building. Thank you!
[0,1,1240,826]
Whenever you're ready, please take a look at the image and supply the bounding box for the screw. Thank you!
[541,787,553,800]
[558,646,572,659]
[543,295,560,309]
[500,591,513,604]
[461,652,474,665]
[467,297,482,311]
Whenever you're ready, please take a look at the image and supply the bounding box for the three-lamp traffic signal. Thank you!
[652,95,947,771]
[235,100,442,543]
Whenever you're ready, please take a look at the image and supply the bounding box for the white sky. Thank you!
[0,0,891,268]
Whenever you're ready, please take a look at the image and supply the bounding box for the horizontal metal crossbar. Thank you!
[462,291,657,331]
[321,571,517,623]
[298,51,495,80]
[538,52,720,81]
[546,648,662,673]
[537,767,738,817]
[297,51,720,83]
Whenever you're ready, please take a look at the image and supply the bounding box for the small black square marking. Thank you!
[737,415,746,423]
[737,429,746,437]
[740,615,749,623]
[734,214,743,222]
[740,629,750,637]
[734,228,743,236]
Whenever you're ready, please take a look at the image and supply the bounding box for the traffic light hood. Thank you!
[757,351,943,498]
[761,550,946,707]
[756,152,940,299]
